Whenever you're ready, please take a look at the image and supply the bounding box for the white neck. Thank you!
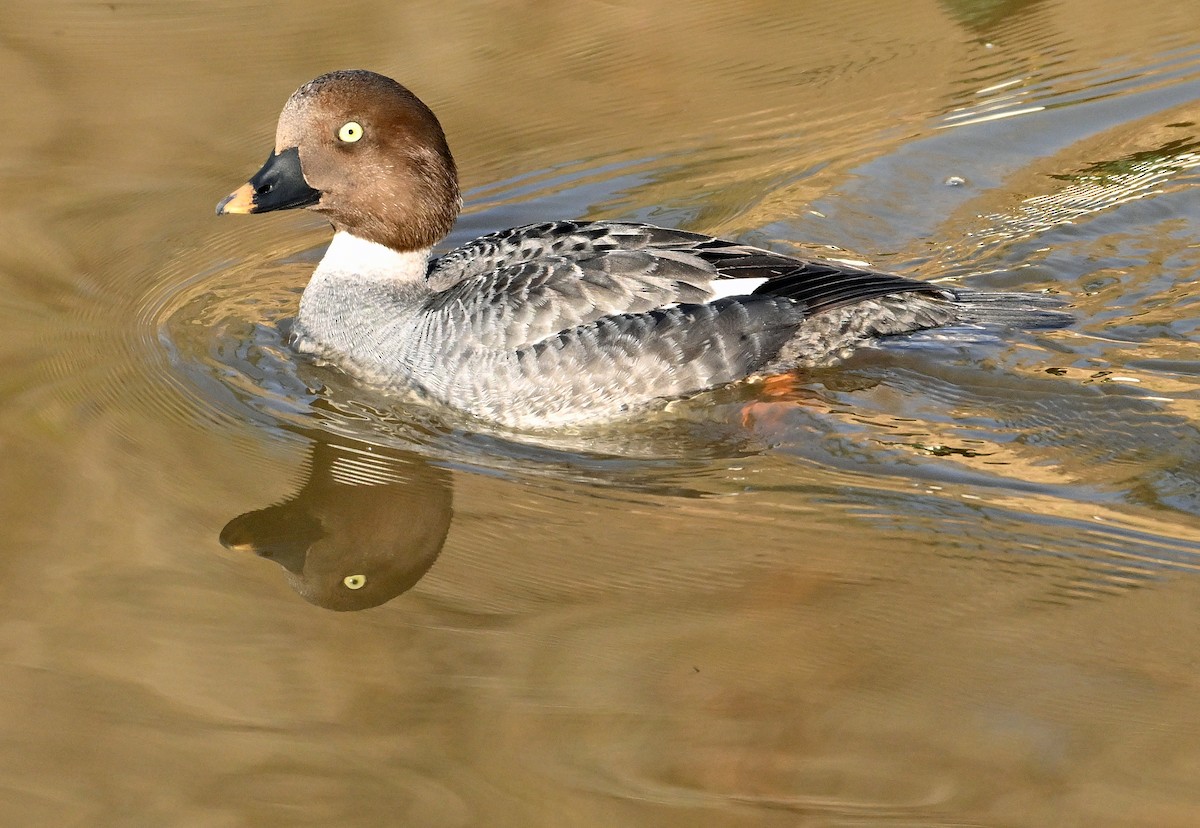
[314,231,431,282]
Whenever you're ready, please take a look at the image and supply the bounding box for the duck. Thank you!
[217,69,1069,430]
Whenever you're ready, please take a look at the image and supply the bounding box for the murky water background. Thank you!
[3,0,1200,824]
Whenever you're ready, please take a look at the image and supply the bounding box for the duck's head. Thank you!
[217,70,460,252]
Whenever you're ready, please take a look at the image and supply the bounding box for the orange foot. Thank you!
[739,373,826,430]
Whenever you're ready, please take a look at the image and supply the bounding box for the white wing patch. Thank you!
[706,277,770,302]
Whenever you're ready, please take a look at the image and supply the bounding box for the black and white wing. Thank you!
[424,221,948,350]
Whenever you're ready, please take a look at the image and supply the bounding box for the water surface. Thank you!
[3,0,1200,824]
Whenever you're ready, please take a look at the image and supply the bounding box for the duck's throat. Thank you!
[312,231,431,282]
[295,232,433,369]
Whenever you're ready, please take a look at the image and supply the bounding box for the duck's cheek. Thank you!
[310,186,351,218]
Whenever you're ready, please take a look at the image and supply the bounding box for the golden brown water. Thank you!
[4,0,1200,824]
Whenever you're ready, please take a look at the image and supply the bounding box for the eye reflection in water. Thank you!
[220,431,453,611]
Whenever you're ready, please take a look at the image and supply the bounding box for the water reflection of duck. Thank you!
[217,70,1070,431]
[220,432,452,611]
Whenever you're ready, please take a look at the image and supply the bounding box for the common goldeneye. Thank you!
[217,70,1069,429]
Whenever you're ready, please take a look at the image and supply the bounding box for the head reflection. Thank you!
[221,432,452,611]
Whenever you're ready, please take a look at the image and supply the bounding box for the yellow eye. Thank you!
[337,121,363,143]
[343,574,367,590]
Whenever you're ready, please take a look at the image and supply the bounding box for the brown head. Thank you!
[217,70,460,252]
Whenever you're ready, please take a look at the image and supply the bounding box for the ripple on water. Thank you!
[194,761,474,827]
[145,249,315,429]
[500,601,976,823]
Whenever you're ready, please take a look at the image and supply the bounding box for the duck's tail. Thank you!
[950,289,1074,330]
